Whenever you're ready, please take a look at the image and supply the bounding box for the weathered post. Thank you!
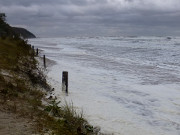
[32,46,35,55]
[36,48,39,56]
[29,45,32,53]
[43,55,46,68]
[62,71,68,93]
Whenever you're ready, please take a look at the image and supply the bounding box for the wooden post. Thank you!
[29,45,32,53]
[32,46,34,55]
[36,48,39,56]
[43,55,46,68]
[62,71,68,93]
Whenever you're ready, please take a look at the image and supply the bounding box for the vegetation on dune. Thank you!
[0,13,100,135]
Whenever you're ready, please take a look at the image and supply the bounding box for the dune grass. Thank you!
[0,37,100,135]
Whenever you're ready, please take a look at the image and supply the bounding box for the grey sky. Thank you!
[0,0,180,37]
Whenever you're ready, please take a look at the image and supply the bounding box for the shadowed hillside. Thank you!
[12,27,36,39]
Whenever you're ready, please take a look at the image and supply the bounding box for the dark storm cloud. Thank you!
[0,0,180,37]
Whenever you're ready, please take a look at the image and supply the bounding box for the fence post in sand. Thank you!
[36,48,39,56]
[29,45,32,53]
[62,71,68,93]
[43,55,46,68]
[32,46,35,55]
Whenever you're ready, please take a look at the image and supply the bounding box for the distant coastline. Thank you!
[12,27,36,39]
[0,13,36,39]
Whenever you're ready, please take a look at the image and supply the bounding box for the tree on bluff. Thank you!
[0,13,6,22]
[0,13,16,37]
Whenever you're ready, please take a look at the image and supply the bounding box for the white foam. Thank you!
[29,37,180,135]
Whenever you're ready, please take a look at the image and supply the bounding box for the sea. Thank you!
[29,36,180,135]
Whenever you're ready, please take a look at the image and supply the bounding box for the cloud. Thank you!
[0,0,180,37]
